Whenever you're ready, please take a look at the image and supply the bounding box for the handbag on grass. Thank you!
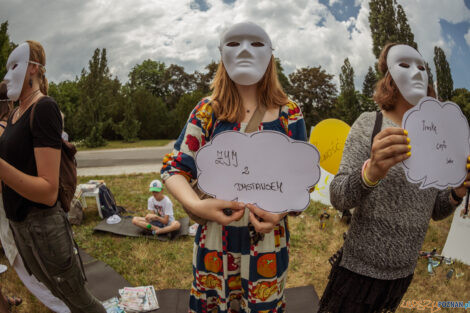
[183,104,267,225]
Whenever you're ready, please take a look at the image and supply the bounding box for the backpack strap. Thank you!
[245,105,266,133]
[8,107,19,124]
[370,111,383,150]
[29,100,40,131]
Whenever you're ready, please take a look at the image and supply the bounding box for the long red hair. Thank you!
[210,56,289,123]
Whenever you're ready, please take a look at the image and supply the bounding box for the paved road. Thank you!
[76,141,175,168]
[77,163,163,176]
[76,141,174,176]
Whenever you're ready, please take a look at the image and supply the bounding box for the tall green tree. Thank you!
[175,90,206,132]
[275,58,291,93]
[163,64,195,110]
[425,61,434,87]
[129,60,167,98]
[194,61,218,95]
[49,80,81,140]
[359,66,379,112]
[335,58,361,125]
[395,4,417,49]
[339,58,355,94]
[78,48,122,147]
[362,66,377,99]
[0,21,16,80]
[129,60,194,110]
[288,66,337,130]
[113,91,141,143]
[131,87,169,139]
[452,88,470,121]
[433,46,453,101]
[369,0,399,59]
[369,0,417,59]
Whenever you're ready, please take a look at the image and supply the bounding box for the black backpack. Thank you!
[98,185,125,218]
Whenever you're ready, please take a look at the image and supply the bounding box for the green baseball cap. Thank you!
[149,179,163,192]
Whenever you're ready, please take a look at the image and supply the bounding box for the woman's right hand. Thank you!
[191,199,245,226]
[367,127,411,182]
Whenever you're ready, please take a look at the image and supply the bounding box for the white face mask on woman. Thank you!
[4,42,30,101]
[219,22,273,86]
[387,44,428,106]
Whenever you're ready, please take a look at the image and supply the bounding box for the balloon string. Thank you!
[464,189,469,216]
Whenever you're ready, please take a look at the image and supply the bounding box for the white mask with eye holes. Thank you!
[387,44,428,106]
[219,22,273,86]
[4,42,30,101]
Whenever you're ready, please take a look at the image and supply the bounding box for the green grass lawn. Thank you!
[76,139,172,151]
[1,173,469,312]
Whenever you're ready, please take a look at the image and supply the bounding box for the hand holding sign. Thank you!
[195,131,321,213]
[367,127,411,182]
[401,97,470,189]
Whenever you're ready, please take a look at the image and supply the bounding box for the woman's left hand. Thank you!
[246,204,287,234]
[452,155,470,199]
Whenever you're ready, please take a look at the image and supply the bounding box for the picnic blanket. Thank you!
[81,248,319,312]
[93,216,189,241]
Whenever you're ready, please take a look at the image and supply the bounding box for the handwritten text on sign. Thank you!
[402,97,470,189]
[195,131,321,213]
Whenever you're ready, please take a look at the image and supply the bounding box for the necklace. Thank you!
[16,89,40,119]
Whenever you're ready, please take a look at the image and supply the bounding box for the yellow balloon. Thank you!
[309,119,351,175]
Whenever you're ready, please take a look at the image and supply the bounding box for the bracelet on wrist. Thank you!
[362,159,380,188]
[451,189,463,203]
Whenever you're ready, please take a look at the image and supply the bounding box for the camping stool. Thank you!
[79,184,103,218]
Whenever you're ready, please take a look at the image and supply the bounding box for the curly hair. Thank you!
[27,40,48,95]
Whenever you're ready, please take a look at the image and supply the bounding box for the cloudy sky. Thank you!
[2,0,469,90]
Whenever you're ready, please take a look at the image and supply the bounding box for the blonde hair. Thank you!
[373,42,435,111]
[26,40,48,95]
[210,56,289,123]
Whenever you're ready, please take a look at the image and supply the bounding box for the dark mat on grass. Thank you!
[148,286,319,313]
[93,216,189,241]
[80,248,132,301]
[80,245,319,312]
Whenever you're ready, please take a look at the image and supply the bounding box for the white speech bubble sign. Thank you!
[195,130,321,213]
[402,97,470,189]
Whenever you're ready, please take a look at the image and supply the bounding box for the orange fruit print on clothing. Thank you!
[257,253,277,278]
[204,251,222,273]
[228,275,242,290]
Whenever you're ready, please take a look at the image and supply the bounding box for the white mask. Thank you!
[387,44,428,106]
[4,43,30,101]
[220,22,273,86]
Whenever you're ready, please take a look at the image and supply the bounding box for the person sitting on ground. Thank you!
[132,179,180,236]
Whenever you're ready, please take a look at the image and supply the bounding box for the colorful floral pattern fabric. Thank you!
[161,97,307,312]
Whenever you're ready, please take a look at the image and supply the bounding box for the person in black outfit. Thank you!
[0,41,105,313]
[0,81,22,313]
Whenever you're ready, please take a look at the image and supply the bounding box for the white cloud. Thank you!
[465,28,470,47]
[1,0,468,91]
[398,0,470,81]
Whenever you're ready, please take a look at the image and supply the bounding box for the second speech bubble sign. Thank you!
[402,97,470,190]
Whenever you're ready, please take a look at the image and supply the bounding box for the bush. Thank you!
[84,124,107,148]
[113,112,141,143]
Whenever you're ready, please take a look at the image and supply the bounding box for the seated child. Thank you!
[132,179,180,235]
